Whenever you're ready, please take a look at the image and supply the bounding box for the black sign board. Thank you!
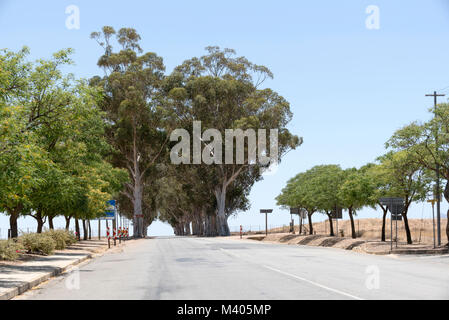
[260,209,273,214]
[331,207,343,220]
[290,208,300,215]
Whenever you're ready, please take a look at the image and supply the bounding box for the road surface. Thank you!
[16,237,449,300]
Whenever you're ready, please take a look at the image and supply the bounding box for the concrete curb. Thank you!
[0,239,129,300]
[0,253,94,300]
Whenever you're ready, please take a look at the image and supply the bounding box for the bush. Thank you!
[19,233,56,256]
[0,240,24,261]
[65,230,78,246]
[44,230,66,250]
[44,230,77,250]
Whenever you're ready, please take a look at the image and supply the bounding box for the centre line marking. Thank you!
[264,265,364,300]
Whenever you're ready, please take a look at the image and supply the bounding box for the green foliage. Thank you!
[44,230,77,250]
[338,168,375,213]
[0,240,24,261]
[19,233,56,255]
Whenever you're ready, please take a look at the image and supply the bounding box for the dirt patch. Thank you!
[263,233,290,243]
[345,241,366,250]
[320,237,346,247]
[247,236,265,241]
[279,235,301,243]
[298,235,323,245]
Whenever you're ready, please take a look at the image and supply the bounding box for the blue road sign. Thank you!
[103,200,116,220]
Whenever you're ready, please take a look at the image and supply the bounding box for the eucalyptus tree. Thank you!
[166,47,301,236]
[90,27,174,238]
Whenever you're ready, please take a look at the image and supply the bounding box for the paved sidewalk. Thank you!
[0,239,131,300]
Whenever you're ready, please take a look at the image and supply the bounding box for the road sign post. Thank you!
[380,198,405,252]
[290,208,307,235]
[260,209,273,236]
[428,199,437,249]
[331,206,343,237]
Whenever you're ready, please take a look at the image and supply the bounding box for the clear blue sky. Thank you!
[1,0,449,237]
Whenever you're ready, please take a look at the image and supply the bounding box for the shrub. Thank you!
[65,230,78,246]
[19,233,56,256]
[0,240,24,261]
[44,230,77,250]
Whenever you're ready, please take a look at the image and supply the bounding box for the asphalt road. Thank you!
[16,237,449,300]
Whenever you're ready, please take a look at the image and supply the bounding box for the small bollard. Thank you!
[107,227,111,249]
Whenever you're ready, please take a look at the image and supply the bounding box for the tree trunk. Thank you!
[185,222,191,236]
[82,220,88,241]
[75,218,81,241]
[32,209,45,234]
[9,209,20,238]
[444,182,449,246]
[326,213,334,236]
[88,220,92,240]
[133,177,144,238]
[65,216,72,231]
[381,206,388,242]
[348,207,357,239]
[215,186,230,236]
[402,213,413,245]
[308,212,314,235]
[446,210,449,247]
[48,216,54,230]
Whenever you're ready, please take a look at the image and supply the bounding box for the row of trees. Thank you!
[0,47,128,238]
[1,26,300,238]
[277,105,449,245]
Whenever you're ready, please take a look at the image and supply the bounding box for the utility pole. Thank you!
[426,91,445,246]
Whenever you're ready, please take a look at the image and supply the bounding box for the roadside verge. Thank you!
[241,234,449,256]
[0,239,134,300]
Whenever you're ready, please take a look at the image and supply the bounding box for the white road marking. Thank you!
[264,265,364,300]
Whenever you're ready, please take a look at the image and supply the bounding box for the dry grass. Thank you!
[267,218,448,245]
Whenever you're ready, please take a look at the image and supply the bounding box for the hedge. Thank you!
[0,240,24,261]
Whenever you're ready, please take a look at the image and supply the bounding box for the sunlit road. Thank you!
[16,237,449,300]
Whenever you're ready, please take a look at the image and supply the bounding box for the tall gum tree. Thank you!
[90,27,172,238]
[166,47,301,236]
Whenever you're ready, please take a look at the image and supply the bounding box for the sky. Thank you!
[1,0,449,237]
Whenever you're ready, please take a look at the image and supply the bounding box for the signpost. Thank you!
[427,199,438,249]
[96,200,117,243]
[290,208,307,235]
[260,209,273,236]
[331,206,343,237]
[380,198,404,252]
